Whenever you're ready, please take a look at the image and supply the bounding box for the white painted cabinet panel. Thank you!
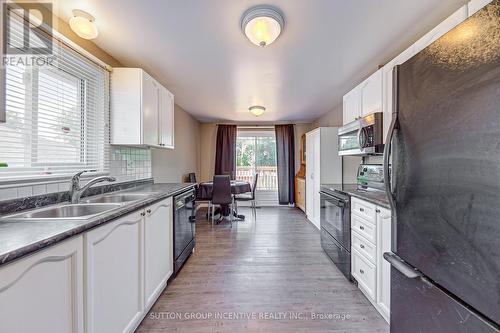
[142,72,160,146]
[111,68,174,149]
[159,87,175,149]
[413,6,468,53]
[343,88,361,125]
[468,0,492,16]
[85,211,144,333]
[376,206,392,322]
[360,69,383,117]
[382,45,416,142]
[144,197,173,311]
[0,236,84,333]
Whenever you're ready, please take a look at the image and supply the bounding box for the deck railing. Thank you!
[236,166,278,191]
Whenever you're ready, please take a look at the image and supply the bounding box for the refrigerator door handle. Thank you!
[384,252,422,279]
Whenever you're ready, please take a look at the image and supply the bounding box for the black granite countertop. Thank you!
[321,183,391,209]
[0,183,195,266]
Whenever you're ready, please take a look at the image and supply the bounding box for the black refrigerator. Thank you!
[383,2,500,332]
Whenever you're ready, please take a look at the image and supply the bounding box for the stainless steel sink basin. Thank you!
[3,204,121,220]
[83,193,151,204]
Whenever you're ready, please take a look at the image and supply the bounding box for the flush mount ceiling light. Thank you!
[249,105,266,116]
[241,5,284,47]
[69,9,98,40]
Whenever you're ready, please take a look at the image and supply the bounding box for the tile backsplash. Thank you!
[0,147,152,201]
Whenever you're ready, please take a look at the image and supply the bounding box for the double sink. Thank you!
[2,192,156,221]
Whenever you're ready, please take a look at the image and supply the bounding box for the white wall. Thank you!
[152,104,200,183]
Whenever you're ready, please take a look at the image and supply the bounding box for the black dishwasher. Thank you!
[173,188,196,276]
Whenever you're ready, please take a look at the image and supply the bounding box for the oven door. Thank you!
[320,191,350,249]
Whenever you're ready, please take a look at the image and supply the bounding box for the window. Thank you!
[0,10,109,180]
[236,128,278,192]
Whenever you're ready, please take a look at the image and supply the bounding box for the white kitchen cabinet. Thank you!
[159,87,175,149]
[343,87,361,124]
[468,0,492,16]
[376,206,392,322]
[144,197,173,311]
[360,69,383,117]
[111,68,174,149]
[381,45,416,142]
[85,211,144,333]
[413,5,468,53]
[0,236,84,333]
[351,197,392,323]
[305,128,342,228]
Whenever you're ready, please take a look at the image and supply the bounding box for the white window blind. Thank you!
[0,10,110,181]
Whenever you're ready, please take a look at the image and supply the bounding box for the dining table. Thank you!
[196,180,252,220]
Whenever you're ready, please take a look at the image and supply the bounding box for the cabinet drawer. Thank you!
[351,197,376,223]
[352,231,376,264]
[352,248,376,301]
[351,214,376,244]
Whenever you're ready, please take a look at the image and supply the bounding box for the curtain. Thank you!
[214,125,237,179]
[275,124,295,205]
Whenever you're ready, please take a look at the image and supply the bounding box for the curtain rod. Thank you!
[237,125,275,129]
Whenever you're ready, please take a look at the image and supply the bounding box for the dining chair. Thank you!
[210,175,234,226]
[234,173,259,217]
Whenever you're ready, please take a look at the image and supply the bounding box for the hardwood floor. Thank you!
[137,207,389,332]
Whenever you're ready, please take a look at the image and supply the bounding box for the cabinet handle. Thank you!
[140,212,145,217]
[359,207,364,212]
[146,209,152,214]
[360,244,365,249]
[376,209,380,213]
[359,269,365,274]
[359,225,365,230]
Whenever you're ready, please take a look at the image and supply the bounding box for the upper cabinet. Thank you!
[111,68,174,149]
[413,6,468,53]
[468,0,492,16]
[342,69,382,125]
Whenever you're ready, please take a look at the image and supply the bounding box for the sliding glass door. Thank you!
[236,129,278,205]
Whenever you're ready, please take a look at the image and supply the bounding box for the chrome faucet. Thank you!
[69,171,116,204]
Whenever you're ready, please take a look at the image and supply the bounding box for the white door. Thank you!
[159,87,174,149]
[343,88,360,124]
[360,69,383,117]
[413,6,468,53]
[85,211,144,333]
[312,130,321,229]
[144,198,173,310]
[376,206,392,322]
[468,0,492,16]
[0,236,84,333]
[382,45,416,142]
[305,131,315,221]
[142,72,160,146]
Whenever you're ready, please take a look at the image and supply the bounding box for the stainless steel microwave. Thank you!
[338,112,384,156]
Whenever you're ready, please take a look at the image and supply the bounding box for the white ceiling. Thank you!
[52,0,466,123]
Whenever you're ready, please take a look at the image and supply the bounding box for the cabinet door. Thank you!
[144,197,173,310]
[360,69,382,117]
[305,131,315,221]
[376,206,392,322]
[413,5,468,53]
[159,87,175,149]
[85,211,144,333]
[312,131,321,228]
[382,45,416,143]
[343,88,360,124]
[0,236,83,333]
[142,73,160,146]
[468,0,492,16]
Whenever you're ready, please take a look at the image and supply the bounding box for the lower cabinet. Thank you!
[351,198,391,323]
[85,211,144,333]
[0,236,84,333]
[0,196,174,333]
[144,197,173,310]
